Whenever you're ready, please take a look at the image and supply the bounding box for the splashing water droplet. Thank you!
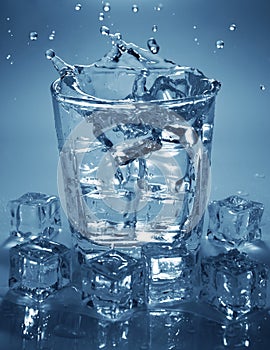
[75,3,82,11]
[49,31,55,41]
[154,4,163,11]
[6,17,10,21]
[147,38,160,54]
[152,25,158,32]
[194,37,198,42]
[45,49,55,60]
[29,31,38,41]
[103,2,111,12]
[99,12,104,21]
[216,40,224,49]
[6,54,11,60]
[229,23,237,31]
[132,4,139,13]
[260,84,266,91]
[100,25,110,36]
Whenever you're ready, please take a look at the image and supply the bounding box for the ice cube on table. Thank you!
[81,249,140,319]
[8,192,61,240]
[207,195,264,247]
[200,249,268,320]
[9,238,71,301]
[142,243,197,306]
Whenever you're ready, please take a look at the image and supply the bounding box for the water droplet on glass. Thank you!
[147,38,160,54]
[229,23,237,31]
[216,40,224,49]
[75,3,82,11]
[260,84,266,91]
[100,25,110,36]
[29,31,38,41]
[152,25,158,32]
[45,49,55,60]
[103,2,111,12]
[154,4,163,11]
[132,4,139,13]
[99,12,104,21]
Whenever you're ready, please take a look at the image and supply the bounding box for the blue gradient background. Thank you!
[0,0,270,347]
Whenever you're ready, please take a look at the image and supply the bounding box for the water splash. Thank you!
[229,24,237,31]
[147,38,160,54]
[216,40,224,49]
[29,31,38,41]
[152,25,158,32]
[132,4,139,13]
[103,2,111,12]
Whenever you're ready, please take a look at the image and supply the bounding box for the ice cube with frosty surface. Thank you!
[200,249,268,320]
[207,195,264,247]
[8,192,61,240]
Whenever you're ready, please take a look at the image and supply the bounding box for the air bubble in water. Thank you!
[260,84,266,91]
[132,4,139,13]
[45,49,55,60]
[100,25,110,36]
[147,38,160,54]
[103,2,111,12]
[229,23,237,31]
[29,31,38,41]
[99,12,104,21]
[75,3,82,11]
[216,40,224,49]
[152,25,158,32]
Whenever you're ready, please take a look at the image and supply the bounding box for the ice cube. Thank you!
[81,249,140,319]
[207,195,264,247]
[8,192,61,240]
[149,76,186,101]
[200,249,268,320]
[142,243,197,306]
[9,238,71,301]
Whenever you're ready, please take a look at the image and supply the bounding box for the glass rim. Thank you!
[51,77,221,109]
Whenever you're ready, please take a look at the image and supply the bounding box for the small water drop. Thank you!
[152,24,158,32]
[260,84,266,91]
[49,31,55,41]
[45,49,55,60]
[194,37,198,42]
[193,25,197,29]
[216,40,224,49]
[147,38,160,54]
[254,172,265,178]
[75,3,82,11]
[100,25,110,36]
[229,23,237,31]
[6,54,11,60]
[99,12,104,21]
[154,3,163,11]
[132,4,139,13]
[6,17,10,21]
[29,31,38,41]
[103,2,111,12]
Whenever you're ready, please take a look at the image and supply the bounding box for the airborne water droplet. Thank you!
[6,54,11,60]
[99,12,104,21]
[260,84,266,91]
[45,49,55,60]
[147,38,160,54]
[6,17,10,21]
[152,25,158,32]
[193,25,197,29]
[103,2,111,12]
[49,31,55,41]
[100,25,110,36]
[154,4,163,11]
[229,23,237,31]
[216,40,224,49]
[75,3,82,11]
[132,4,139,13]
[29,31,38,41]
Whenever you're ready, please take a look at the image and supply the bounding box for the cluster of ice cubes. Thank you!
[5,191,268,321]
